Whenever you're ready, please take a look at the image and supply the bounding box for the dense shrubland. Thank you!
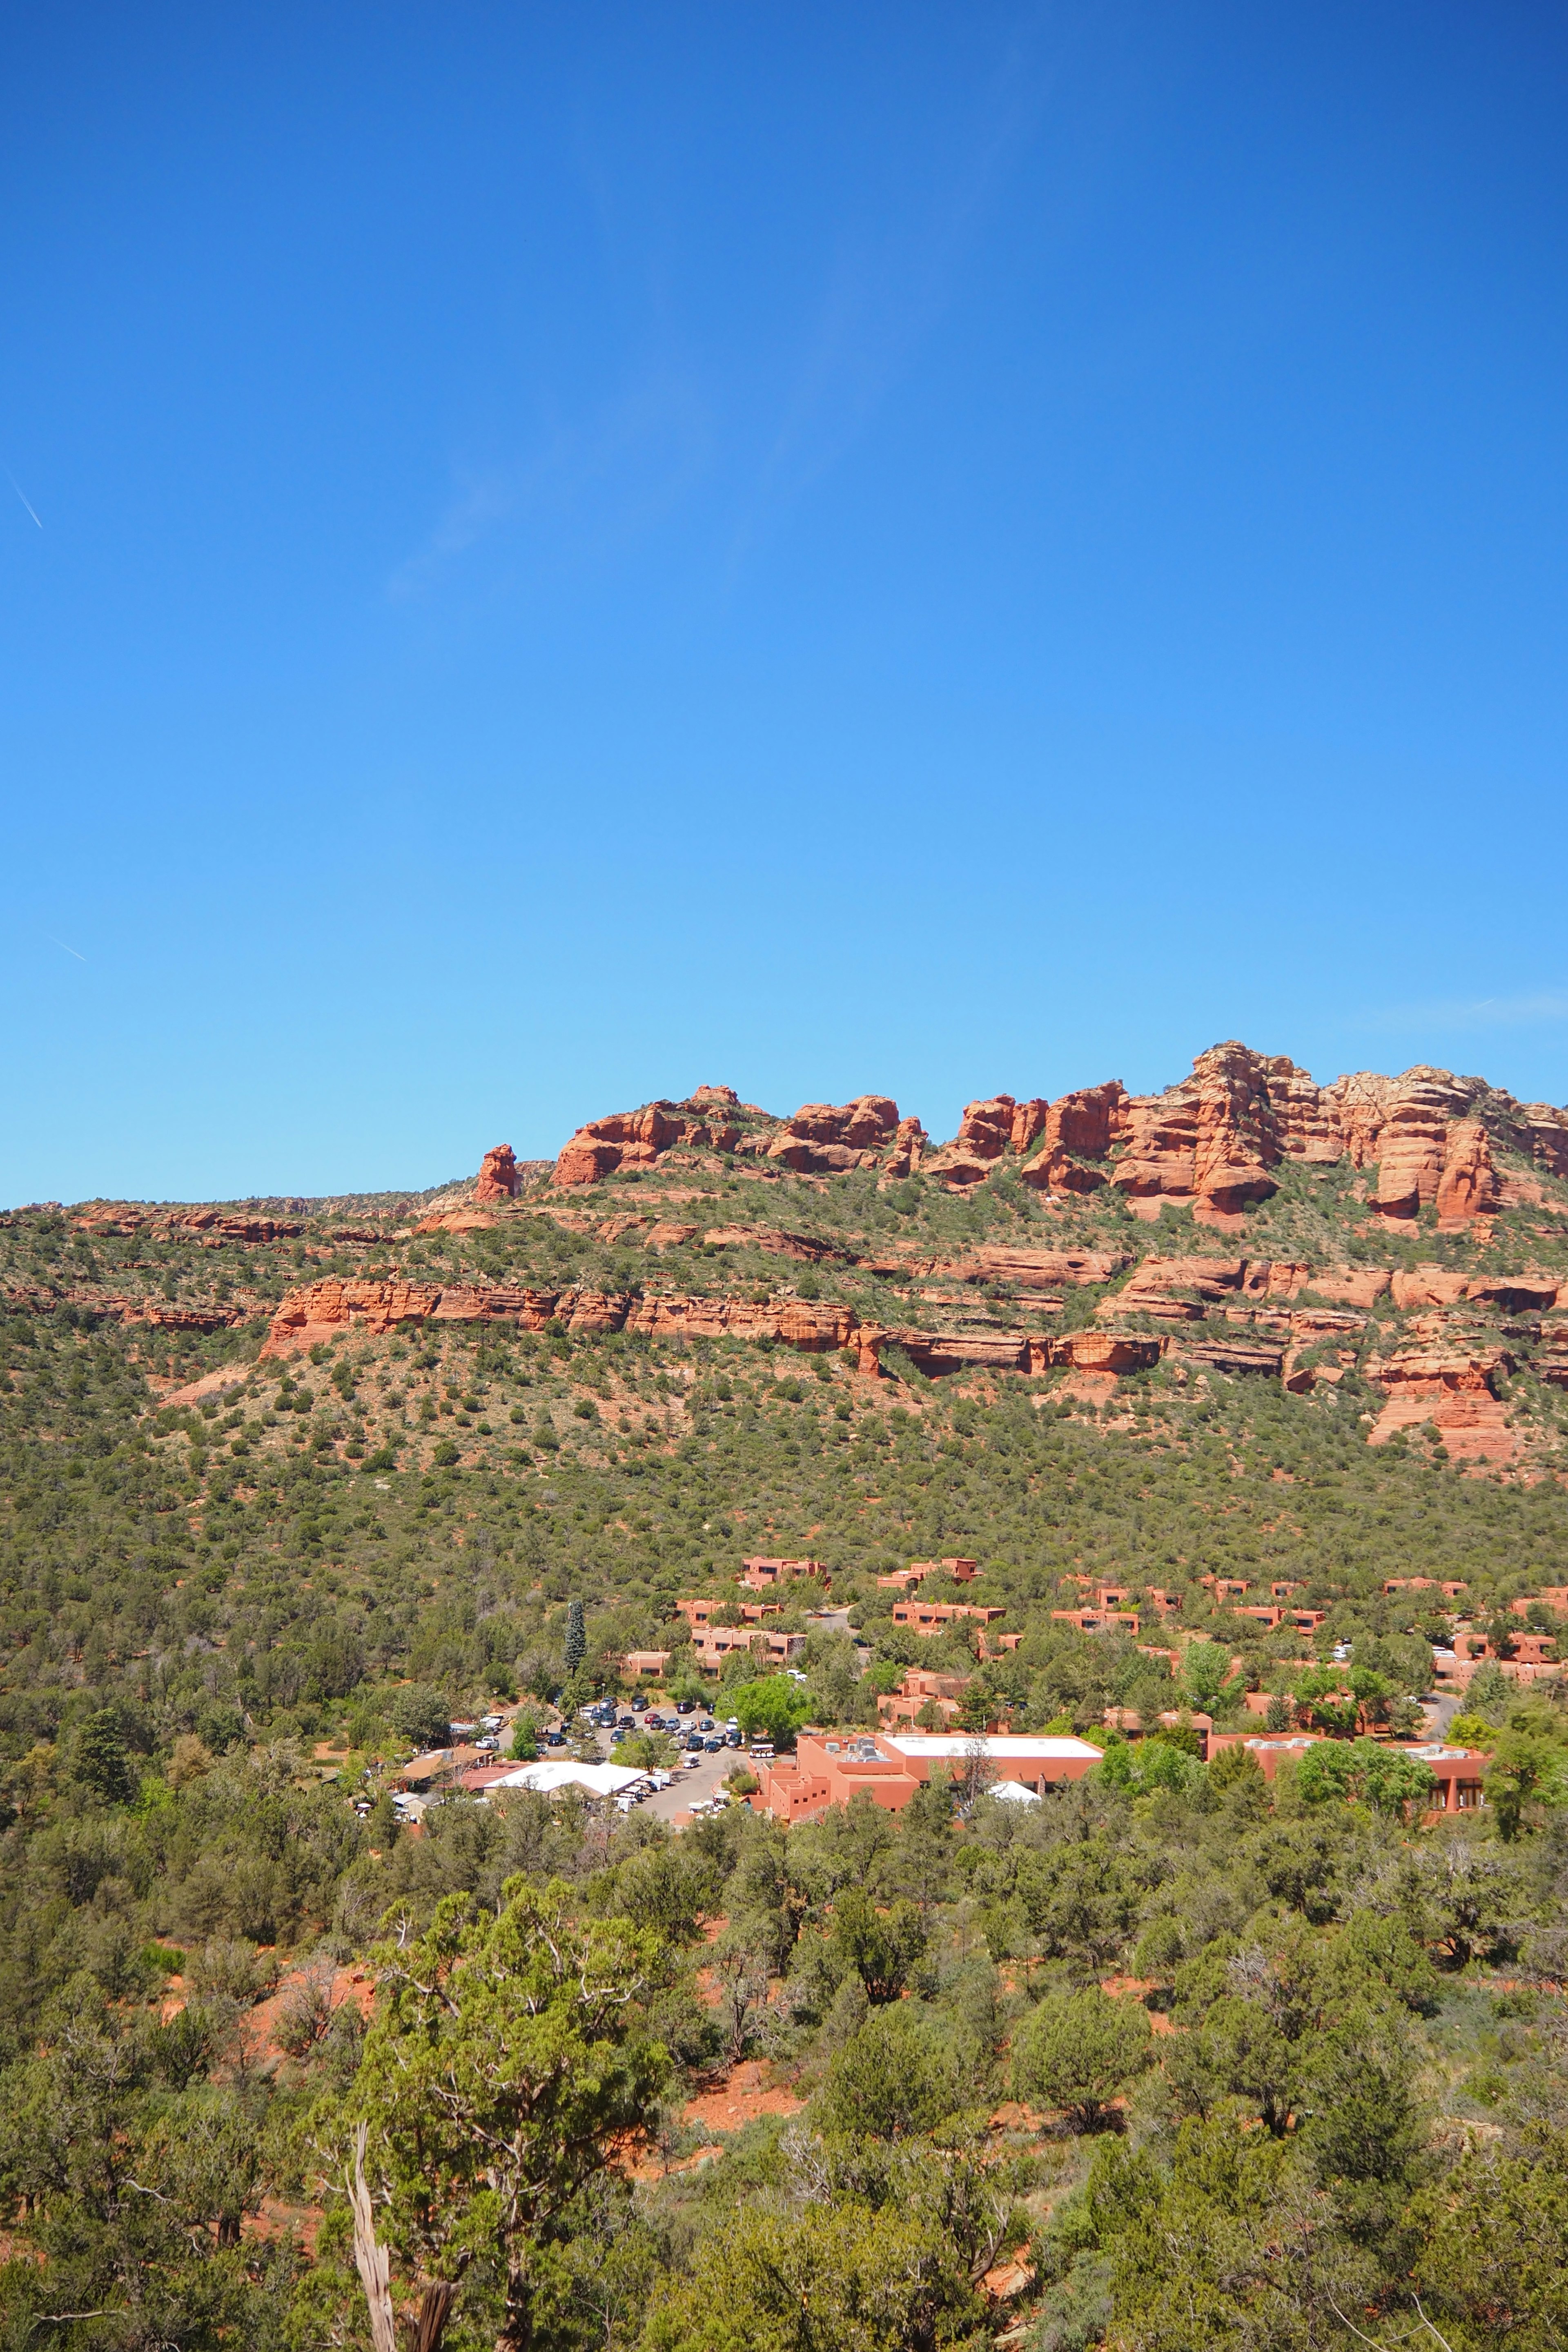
[4,1171,1568,2349]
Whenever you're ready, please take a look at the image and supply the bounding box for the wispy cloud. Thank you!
[1354,990,1568,1034]
[388,365,711,602]
[728,16,1055,569]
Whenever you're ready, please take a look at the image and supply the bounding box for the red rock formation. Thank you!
[1367,1347,1517,1462]
[1302,1265,1394,1308]
[475,1144,520,1202]
[956,1247,1128,1289]
[1114,1044,1288,1214]
[767,1096,902,1174]
[1036,1332,1165,1376]
[882,1116,929,1179]
[955,1097,1018,1161]
[1021,1148,1107,1195]
[1390,1266,1470,1310]
[547,1045,1568,1205]
[556,1135,629,1186]
[1435,1121,1501,1227]
[1011,1100,1049,1154]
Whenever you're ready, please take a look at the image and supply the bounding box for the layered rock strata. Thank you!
[546,1045,1568,1221]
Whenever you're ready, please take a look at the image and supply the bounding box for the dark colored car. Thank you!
[704,1736,723,1753]
[675,1698,696,1714]
[610,1727,628,1744]
[686,1732,706,1751]
[617,1713,635,1729]
[725,1728,743,1746]
[545,1730,565,1746]
[698,1717,715,1731]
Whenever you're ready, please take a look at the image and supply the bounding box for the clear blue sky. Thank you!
[4,2,1568,1205]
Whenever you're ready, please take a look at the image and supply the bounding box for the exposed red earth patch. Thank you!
[682,2058,804,2134]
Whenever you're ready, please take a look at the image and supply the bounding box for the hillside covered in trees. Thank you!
[4,1041,1568,2352]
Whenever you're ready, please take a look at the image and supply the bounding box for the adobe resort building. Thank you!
[751,1730,1104,1824]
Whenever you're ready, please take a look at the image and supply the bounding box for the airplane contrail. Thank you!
[5,469,42,528]
[47,935,85,962]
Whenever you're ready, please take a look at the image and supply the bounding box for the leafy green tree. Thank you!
[1296,1737,1437,1819]
[73,1708,138,1806]
[388,1682,453,1752]
[1183,1642,1240,1715]
[1012,1987,1154,2130]
[1484,1727,1568,1841]
[824,1886,926,2004]
[1411,2126,1568,2351]
[1292,1668,1360,1739]
[817,2004,964,2141]
[341,1876,669,2352]
[0,1978,281,2349]
[1015,1836,1141,1974]
[1167,1993,1295,2133]
[645,2197,983,2352]
[730,1676,811,1749]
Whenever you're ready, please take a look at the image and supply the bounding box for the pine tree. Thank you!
[74,1709,137,1807]
[564,1598,586,1676]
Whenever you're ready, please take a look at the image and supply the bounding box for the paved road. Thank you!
[1423,1689,1463,1740]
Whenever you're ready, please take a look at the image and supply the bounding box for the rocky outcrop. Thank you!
[1434,1122,1501,1227]
[546,1045,1568,1209]
[768,1096,906,1174]
[1114,1045,1290,1215]
[953,1246,1129,1290]
[1038,1331,1165,1376]
[1367,1346,1517,1463]
[475,1145,521,1201]
[1391,1266,1471,1310]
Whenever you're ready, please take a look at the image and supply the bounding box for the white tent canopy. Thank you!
[490,1760,646,1800]
[988,1779,1043,1806]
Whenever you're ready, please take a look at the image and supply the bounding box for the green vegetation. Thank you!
[2,1152,1568,2348]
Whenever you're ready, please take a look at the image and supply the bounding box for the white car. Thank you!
[681,1751,703,1770]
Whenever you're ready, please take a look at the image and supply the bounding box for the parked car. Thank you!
[609,1727,628,1744]
[698,1717,715,1731]
[686,1732,706,1751]
[545,1730,565,1746]
[704,1736,723,1752]
[725,1728,743,1746]
[681,1751,703,1770]
[675,1698,696,1714]
[749,1742,774,1762]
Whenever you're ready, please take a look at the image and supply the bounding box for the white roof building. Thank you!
[883,1735,1104,1766]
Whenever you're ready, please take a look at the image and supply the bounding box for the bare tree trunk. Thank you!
[347,2124,399,2352]
[412,2281,458,2352]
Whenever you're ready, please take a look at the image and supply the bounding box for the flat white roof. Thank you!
[885,1735,1103,1761]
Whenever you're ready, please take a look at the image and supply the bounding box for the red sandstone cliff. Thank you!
[542,1046,1567,1228]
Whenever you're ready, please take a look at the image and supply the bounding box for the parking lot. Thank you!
[582,1708,752,1826]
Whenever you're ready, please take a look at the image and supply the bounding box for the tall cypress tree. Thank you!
[564,1598,586,1675]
